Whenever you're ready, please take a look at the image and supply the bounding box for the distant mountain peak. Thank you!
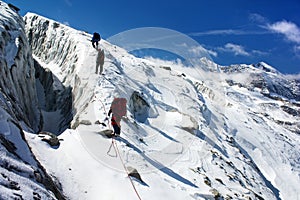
[254,62,279,74]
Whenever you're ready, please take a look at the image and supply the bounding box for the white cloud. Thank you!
[249,13,268,24]
[183,45,216,59]
[63,21,70,26]
[189,29,266,36]
[207,49,218,57]
[251,49,269,56]
[190,29,241,36]
[267,20,300,44]
[198,44,218,57]
[285,72,300,80]
[293,45,300,57]
[189,16,300,59]
[219,43,250,56]
[189,45,205,55]
[188,45,212,57]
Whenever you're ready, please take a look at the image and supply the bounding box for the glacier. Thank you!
[0,2,65,199]
[0,1,300,199]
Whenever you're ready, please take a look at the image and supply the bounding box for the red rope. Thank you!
[113,138,143,200]
[97,97,142,199]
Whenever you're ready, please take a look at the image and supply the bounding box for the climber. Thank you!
[96,48,105,74]
[108,98,127,137]
[108,108,121,136]
[92,32,101,49]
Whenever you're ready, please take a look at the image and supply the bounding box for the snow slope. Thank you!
[22,12,300,200]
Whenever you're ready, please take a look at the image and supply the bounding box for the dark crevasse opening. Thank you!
[34,59,73,135]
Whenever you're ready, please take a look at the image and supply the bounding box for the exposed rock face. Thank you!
[129,91,150,123]
[38,131,61,147]
[0,2,40,131]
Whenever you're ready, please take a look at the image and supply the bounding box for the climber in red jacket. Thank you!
[108,98,127,137]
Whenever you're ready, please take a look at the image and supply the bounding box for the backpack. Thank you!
[111,98,127,118]
[93,32,101,41]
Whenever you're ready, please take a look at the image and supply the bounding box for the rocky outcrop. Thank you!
[127,166,144,183]
[129,91,150,123]
[38,131,62,147]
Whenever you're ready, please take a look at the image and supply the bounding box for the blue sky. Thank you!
[5,0,300,74]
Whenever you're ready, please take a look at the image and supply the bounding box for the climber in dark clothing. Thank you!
[92,32,101,48]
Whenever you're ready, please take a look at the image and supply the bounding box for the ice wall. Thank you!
[24,13,94,129]
[0,2,40,131]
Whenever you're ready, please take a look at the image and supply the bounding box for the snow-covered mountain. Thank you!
[1,1,299,199]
